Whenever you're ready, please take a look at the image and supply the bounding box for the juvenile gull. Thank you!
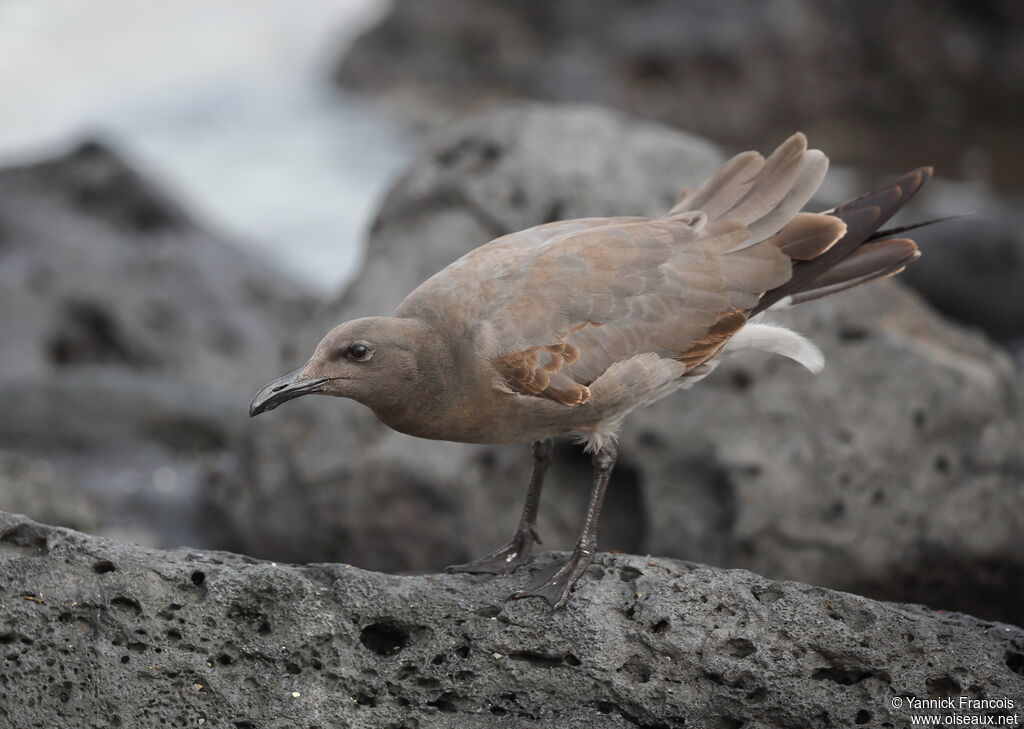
[250,133,939,610]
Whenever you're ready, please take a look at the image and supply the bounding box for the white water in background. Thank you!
[0,0,412,293]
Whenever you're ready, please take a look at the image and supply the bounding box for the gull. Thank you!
[250,133,940,610]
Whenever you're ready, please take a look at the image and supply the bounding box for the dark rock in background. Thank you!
[0,139,319,547]
[208,103,1024,625]
[2,512,1021,728]
[900,205,1024,349]
[0,139,317,384]
[335,0,1024,191]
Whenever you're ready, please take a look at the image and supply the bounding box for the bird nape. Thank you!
[249,132,944,611]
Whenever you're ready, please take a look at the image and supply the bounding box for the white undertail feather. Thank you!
[726,321,825,373]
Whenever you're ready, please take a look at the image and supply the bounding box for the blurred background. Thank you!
[1,1,1022,622]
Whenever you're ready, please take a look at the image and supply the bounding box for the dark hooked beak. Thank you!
[248,368,331,417]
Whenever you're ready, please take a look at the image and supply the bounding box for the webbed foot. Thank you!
[509,548,596,611]
[444,527,541,576]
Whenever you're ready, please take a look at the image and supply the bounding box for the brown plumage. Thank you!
[249,133,940,611]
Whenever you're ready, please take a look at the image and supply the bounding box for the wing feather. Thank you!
[396,134,840,406]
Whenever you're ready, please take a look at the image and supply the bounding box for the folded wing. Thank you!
[397,133,849,406]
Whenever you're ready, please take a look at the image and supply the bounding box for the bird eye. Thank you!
[348,341,373,362]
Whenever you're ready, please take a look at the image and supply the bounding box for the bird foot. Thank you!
[509,547,596,612]
[444,527,540,576]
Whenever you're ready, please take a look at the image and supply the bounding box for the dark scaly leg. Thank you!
[511,441,616,611]
[445,438,554,575]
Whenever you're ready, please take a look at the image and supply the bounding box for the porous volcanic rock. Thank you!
[1,511,1021,728]
[213,103,1024,625]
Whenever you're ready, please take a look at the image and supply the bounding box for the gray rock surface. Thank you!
[210,103,1024,626]
[1,511,1021,729]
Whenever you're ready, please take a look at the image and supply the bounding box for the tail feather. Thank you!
[672,133,830,251]
[787,237,920,306]
[865,213,970,242]
[750,167,933,315]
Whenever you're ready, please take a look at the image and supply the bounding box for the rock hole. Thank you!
[747,687,767,703]
[455,645,470,659]
[730,369,753,391]
[508,651,579,668]
[811,667,872,685]
[359,623,408,657]
[110,596,141,614]
[93,560,116,574]
[427,692,461,713]
[838,325,869,342]
[650,619,670,634]
[1006,651,1024,675]
[617,655,651,683]
[855,709,872,724]
[752,585,784,604]
[0,524,49,555]
[724,638,756,658]
[217,654,233,666]
[715,718,744,729]
[618,567,642,582]
[926,675,961,697]
[285,662,301,675]
[190,571,206,587]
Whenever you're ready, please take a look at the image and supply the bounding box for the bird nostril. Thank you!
[272,384,286,392]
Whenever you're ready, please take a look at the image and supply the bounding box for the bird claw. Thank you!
[508,548,596,612]
[444,528,539,576]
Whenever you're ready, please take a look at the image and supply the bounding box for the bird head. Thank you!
[248,316,428,417]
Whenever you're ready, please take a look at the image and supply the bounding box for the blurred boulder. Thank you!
[0,139,320,548]
[0,138,317,385]
[3,511,1023,728]
[335,0,1024,191]
[899,196,1024,351]
[211,103,1024,624]
[0,452,100,534]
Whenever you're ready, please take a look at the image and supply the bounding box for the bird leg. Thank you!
[511,441,617,611]
[445,438,553,575]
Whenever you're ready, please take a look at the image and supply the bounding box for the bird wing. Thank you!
[397,133,843,406]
